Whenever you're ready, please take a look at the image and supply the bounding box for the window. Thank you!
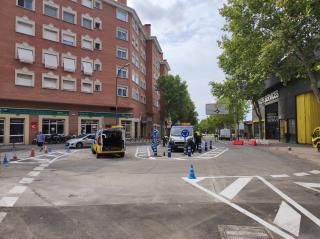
[42,73,59,89]
[94,0,102,9]
[116,47,128,59]
[116,28,128,41]
[15,69,34,87]
[0,119,4,144]
[43,2,59,18]
[81,35,93,50]
[94,80,102,92]
[117,66,128,79]
[43,50,59,69]
[62,7,76,24]
[132,71,139,85]
[132,88,139,101]
[140,94,146,104]
[10,119,25,144]
[62,54,76,72]
[81,120,99,134]
[94,18,102,29]
[82,58,93,75]
[140,79,146,90]
[94,38,102,50]
[42,119,64,135]
[82,14,93,29]
[81,79,93,93]
[116,9,128,22]
[62,76,76,91]
[62,30,76,46]
[16,16,35,36]
[82,0,93,8]
[17,0,34,10]
[43,24,59,42]
[132,20,139,33]
[16,43,34,64]
[117,86,128,97]
[94,59,102,71]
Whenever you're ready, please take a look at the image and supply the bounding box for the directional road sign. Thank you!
[206,103,228,115]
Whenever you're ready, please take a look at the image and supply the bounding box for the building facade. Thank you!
[0,0,170,145]
[252,76,320,144]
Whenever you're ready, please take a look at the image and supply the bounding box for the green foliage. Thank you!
[157,75,198,125]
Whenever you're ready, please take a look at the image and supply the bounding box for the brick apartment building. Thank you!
[0,0,170,145]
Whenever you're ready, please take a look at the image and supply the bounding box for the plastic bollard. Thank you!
[198,143,202,153]
[187,145,192,157]
[205,142,208,152]
[210,140,213,150]
[168,146,172,158]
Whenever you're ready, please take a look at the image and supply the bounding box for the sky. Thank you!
[128,0,227,121]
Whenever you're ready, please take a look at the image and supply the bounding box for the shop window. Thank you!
[42,119,65,135]
[81,120,99,134]
[16,43,34,64]
[62,76,76,91]
[121,120,131,138]
[0,119,4,144]
[16,16,35,36]
[62,55,76,72]
[10,118,25,144]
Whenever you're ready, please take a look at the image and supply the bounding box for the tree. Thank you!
[220,0,320,103]
[157,75,198,126]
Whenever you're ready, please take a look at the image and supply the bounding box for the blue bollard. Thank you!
[168,146,172,158]
[210,140,213,150]
[188,145,192,157]
[198,143,202,153]
[154,146,157,157]
[3,154,9,167]
[205,142,208,152]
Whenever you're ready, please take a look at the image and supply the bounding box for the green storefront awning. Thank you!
[78,111,133,118]
[0,108,69,116]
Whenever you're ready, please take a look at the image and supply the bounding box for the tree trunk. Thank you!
[252,99,264,139]
[308,71,320,103]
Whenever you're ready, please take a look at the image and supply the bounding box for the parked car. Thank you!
[66,134,96,148]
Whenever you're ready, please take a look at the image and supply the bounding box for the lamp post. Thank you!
[116,63,130,125]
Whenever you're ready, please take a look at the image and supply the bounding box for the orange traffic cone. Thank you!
[12,153,18,161]
[30,148,36,157]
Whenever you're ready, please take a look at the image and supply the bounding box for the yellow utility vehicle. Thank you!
[312,127,320,152]
[91,126,126,158]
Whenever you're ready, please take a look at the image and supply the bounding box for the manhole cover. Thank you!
[218,225,273,239]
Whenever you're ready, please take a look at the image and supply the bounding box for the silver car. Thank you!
[66,134,96,148]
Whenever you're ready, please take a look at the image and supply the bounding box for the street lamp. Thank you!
[116,63,130,126]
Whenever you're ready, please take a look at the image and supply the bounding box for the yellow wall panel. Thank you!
[297,92,320,144]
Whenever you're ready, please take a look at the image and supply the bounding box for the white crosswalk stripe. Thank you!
[135,147,150,159]
[198,147,228,159]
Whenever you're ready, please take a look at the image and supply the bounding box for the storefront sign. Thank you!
[0,108,69,116]
[31,122,38,132]
[258,90,279,105]
[78,112,133,119]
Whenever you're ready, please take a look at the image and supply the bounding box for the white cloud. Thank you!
[128,0,227,120]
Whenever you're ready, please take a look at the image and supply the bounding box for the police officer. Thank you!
[194,130,201,150]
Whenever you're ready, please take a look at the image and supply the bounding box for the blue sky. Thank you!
[128,0,227,120]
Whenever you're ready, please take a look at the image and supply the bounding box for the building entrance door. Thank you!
[265,102,279,139]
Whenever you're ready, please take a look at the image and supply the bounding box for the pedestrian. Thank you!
[36,131,45,152]
[194,130,201,150]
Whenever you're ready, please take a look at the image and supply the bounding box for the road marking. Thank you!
[28,171,40,177]
[294,182,320,193]
[40,164,49,167]
[220,177,252,200]
[273,201,301,237]
[294,172,310,177]
[8,186,27,195]
[183,177,295,239]
[270,174,290,178]
[257,176,320,228]
[0,197,19,207]
[19,177,34,184]
[309,170,320,175]
[0,212,7,223]
[33,166,45,171]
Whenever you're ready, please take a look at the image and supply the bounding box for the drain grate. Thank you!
[218,225,273,239]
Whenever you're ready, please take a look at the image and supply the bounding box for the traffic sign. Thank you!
[181,129,190,138]
[206,104,228,115]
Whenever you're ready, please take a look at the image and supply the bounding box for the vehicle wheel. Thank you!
[120,152,125,158]
[76,142,83,149]
[92,148,96,154]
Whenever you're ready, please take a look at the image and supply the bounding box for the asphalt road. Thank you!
[0,142,320,239]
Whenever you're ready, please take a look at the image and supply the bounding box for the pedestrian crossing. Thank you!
[135,147,150,159]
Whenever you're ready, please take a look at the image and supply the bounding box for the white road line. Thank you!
[33,167,44,171]
[257,176,320,228]
[134,147,140,158]
[0,197,19,207]
[147,147,151,157]
[309,170,320,175]
[294,172,310,177]
[273,201,301,237]
[220,177,252,200]
[294,182,320,193]
[40,164,49,167]
[19,177,34,184]
[0,212,7,223]
[183,178,295,239]
[270,174,290,178]
[28,171,40,177]
[8,186,27,195]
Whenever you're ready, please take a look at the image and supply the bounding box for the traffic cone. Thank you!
[11,153,18,161]
[30,148,36,157]
[188,164,197,179]
[3,154,9,167]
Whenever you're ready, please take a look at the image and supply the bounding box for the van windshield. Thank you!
[170,127,193,137]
